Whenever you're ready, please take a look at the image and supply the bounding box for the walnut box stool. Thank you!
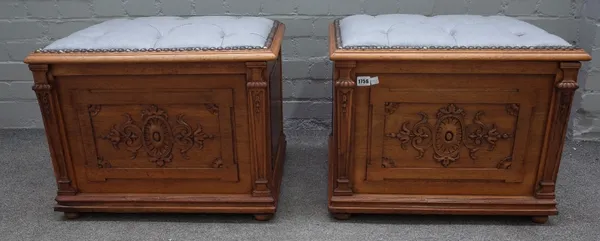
[24,16,286,221]
[328,14,591,223]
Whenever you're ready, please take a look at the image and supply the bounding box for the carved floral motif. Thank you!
[505,104,519,117]
[385,102,400,115]
[381,157,396,168]
[252,91,263,113]
[496,156,513,169]
[387,112,432,159]
[100,105,215,167]
[88,105,101,117]
[212,158,224,168]
[204,104,219,115]
[96,156,112,168]
[387,104,514,167]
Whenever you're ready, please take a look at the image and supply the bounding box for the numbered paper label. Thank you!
[357,76,371,86]
[357,76,379,86]
[370,76,379,85]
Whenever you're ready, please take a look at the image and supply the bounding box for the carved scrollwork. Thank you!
[433,104,465,167]
[252,91,263,113]
[464,111,513,160]
[381,157,396,168]
[386,112,432,159]
[211,158,224,168]
[96,156,112,168]
[385,102,400,115]
[387,103,515,167]
[497,156,513,169]
[88,105,101,117]
[505,104,519,117]
[173,114,214,159]
[102,113,143,158]
[204,104,219,115]
[101,105,214,167]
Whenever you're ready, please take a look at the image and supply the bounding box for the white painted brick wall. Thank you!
[573,0,600,140]
[0,0,597,138]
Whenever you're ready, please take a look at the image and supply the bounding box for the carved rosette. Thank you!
[432,104,466,167]
[173,114,214,159]
[387,103,514,168]
[100,105,215,167]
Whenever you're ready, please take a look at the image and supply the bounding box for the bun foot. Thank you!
[64,212,80,220]
[332,213,351,220]
[531,216,548,224]
[253,214,273,221]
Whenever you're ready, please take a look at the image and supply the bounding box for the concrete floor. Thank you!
[1,129,599,241]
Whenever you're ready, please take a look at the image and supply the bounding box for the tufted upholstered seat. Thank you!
[328,14,591,223]
[25,15,287,221]
[339,14,571,47]
[44,16,275,50]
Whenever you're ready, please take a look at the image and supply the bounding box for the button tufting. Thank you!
[339,14,571,48]
[43,16,275,51]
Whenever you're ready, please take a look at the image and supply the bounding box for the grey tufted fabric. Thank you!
[44,16,275,50]
[339,14,571,47]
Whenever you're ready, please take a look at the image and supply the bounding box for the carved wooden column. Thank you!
[29,64,77,195]
[333,61,356,196]
[246,62,272,197]
[536,62,581,199]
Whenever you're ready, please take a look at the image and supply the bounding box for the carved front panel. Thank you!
[383,103,516,169]
[74,89,238,183]
[366,86,535,184]
[92,104,220,168]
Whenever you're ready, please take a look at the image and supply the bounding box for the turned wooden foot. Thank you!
[253,214,274,221]
[332,213,351,220]
[64,212,80,220]
[531,216,549,224]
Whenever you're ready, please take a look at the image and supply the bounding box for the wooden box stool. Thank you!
[24,16,286,221]
[328,14,591,223]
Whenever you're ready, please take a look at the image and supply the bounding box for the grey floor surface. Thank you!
[1,129,599,241]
